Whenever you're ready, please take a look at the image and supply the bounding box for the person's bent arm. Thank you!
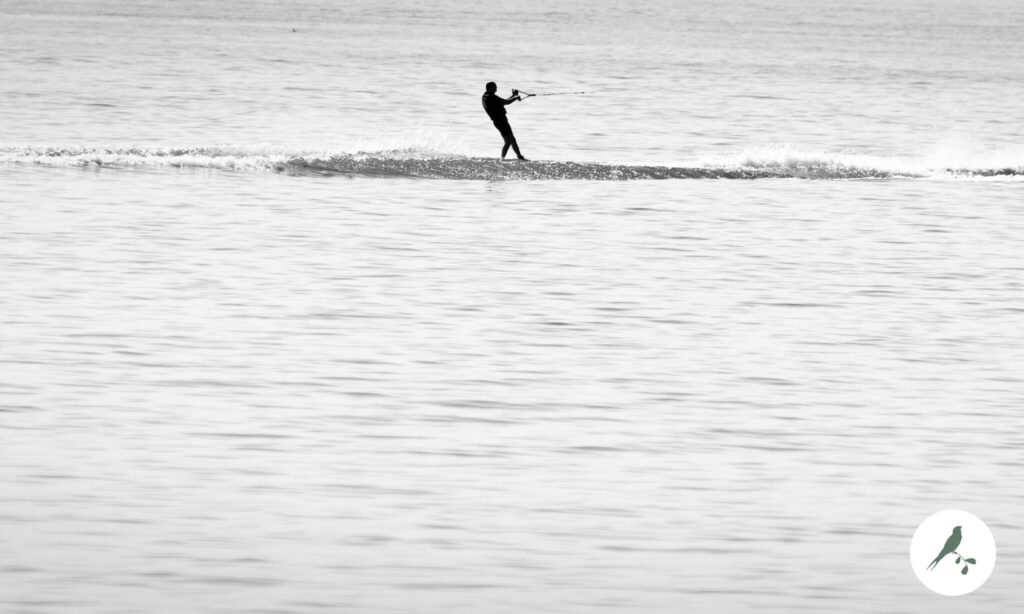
[503,90,522,104]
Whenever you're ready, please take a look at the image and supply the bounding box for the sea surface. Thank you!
[2,1,1023,613]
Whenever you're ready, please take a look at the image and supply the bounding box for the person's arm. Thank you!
[503,89,522,104]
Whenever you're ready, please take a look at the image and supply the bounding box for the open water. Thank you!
[2,1,1023,613]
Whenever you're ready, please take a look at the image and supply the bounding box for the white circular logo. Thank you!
[910,510,996,596]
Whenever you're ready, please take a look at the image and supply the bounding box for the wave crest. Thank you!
[3,144,1022,180]
[0,145,293,170]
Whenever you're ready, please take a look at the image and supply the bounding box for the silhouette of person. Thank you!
[481,82,527,160]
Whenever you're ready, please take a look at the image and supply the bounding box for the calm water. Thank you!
[2,1,1024,613]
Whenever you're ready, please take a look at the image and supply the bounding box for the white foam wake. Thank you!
[692,144,1024,180]
[0,144,299,170]
[3,143,1023,180]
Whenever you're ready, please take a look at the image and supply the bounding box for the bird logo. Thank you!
[927,526,977,574]
[911,510,995,596]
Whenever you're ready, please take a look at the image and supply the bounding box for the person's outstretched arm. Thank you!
[503,90,522,105]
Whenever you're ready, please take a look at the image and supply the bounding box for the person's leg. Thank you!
[504,124,526,160]
[508,134,525,160]
[497,123,513,159]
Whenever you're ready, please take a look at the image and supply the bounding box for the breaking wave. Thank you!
[2,144,1023,181]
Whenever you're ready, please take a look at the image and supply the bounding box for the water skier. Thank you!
[481,82,527,161]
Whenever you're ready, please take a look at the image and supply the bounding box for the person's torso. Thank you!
[482,93,507,121]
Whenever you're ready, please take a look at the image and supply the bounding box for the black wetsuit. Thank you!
[481,92,524,159]
[482,92,513,136]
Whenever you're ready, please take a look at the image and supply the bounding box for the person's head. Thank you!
[485,82,497,94]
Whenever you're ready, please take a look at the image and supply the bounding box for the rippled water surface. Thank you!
[2,0,1024,613]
